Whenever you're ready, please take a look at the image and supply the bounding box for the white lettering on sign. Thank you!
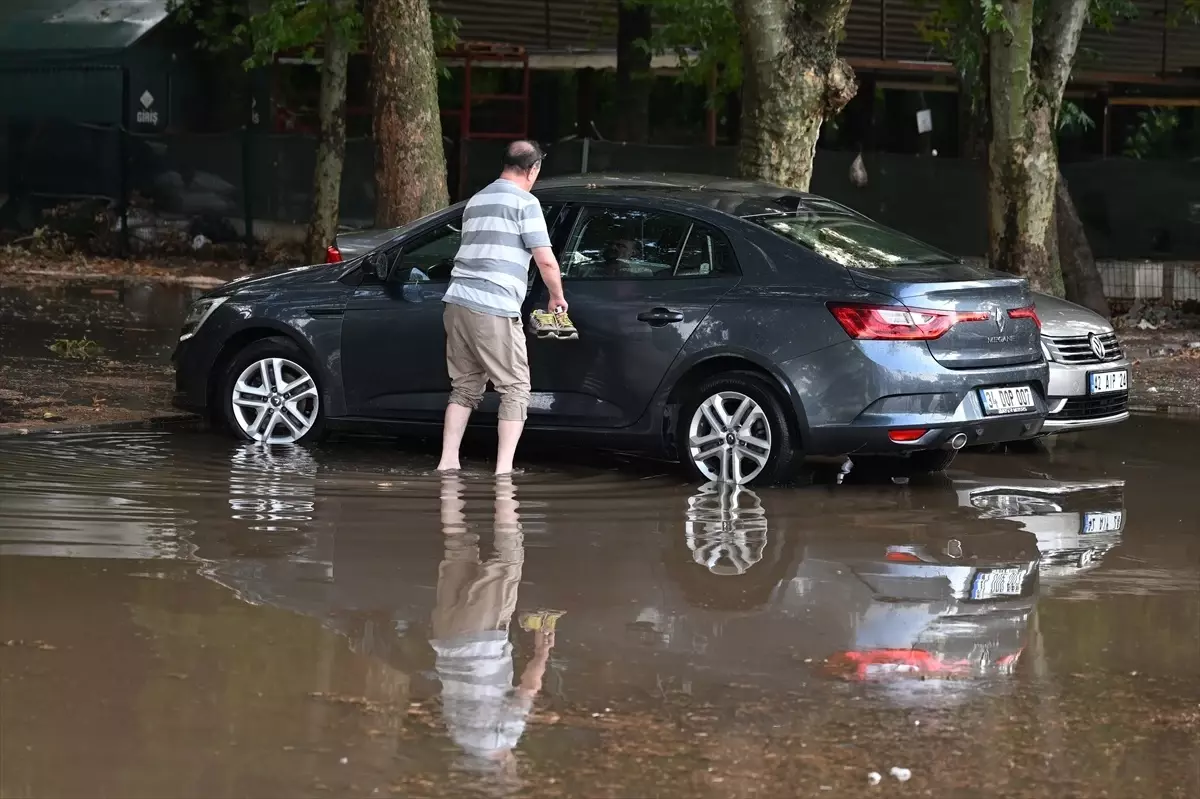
[137,90,160,126]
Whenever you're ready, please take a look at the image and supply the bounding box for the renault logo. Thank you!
[992,307,1006,332]
[1088,332,1107,360]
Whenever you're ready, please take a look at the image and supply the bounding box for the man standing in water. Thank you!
[436,140,568,475]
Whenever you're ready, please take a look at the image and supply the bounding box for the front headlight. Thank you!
[179,296,228,342]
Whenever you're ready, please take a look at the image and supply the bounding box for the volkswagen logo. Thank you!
[1088,333,1107,360]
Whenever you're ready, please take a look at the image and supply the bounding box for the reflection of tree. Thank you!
[763,214,955,270]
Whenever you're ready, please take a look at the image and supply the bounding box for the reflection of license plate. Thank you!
[1089,370,1128,394]
[971,568,1028,600]
[1083,510,1123,533]
[980,386,1035,415]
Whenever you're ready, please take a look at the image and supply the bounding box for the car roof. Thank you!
[533,173,857,219]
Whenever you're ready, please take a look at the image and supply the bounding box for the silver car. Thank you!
[1033,292,1131,433]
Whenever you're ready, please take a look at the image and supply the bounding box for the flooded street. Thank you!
[1,417,1197,798]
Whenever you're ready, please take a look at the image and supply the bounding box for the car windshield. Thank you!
[758,210,959,269]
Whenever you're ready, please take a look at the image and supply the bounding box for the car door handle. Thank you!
[637,307,684,326]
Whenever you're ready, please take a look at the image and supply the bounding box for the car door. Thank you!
[340,212,463,420]
[523,204,741,428]
[341,203,563,421]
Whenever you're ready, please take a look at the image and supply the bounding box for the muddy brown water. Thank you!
[1,417,1197,798]
[0,281,199,363]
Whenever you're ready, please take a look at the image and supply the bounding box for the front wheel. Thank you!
[677,372,798,486]
[219,337,325,445]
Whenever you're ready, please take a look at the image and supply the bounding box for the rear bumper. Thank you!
[781,340,1049,457]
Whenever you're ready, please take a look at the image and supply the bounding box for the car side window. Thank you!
[386,203,561,284]
[561,207,736,280]
[394,218,461,283]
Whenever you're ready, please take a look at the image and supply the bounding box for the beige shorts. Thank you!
[431,540,524,638]
[444,302,531,422]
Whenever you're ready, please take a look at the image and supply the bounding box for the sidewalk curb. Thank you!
[0,413,199,438]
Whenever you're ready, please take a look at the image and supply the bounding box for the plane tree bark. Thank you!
[733,0,857,191]
[986,0,1089,292]
[367,0,448,227]
[305,0,353,263]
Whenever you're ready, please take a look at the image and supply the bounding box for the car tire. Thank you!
[219,336,326,445]
[677,372,797,486]
[905,448,958,474]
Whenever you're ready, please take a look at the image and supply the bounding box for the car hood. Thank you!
[1032,291,1112,336]
[204,262,346,298]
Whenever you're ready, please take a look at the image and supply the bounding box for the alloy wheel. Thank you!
[687,391,773,485]
[230,357,320,444]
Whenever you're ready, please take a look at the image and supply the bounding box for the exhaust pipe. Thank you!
[946,433,968,451]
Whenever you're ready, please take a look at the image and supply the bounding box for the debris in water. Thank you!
[890,767,912,782]
[868,772,882,786]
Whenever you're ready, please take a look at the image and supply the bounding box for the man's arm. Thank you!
[532,247,567,313]
[519,201,567,313]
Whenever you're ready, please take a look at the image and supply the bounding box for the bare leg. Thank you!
[495,419,525,475]
[437,403,472,471]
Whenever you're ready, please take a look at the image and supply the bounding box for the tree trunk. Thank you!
[1056,171,1109,316]
[305,0,353,264]
[986,0,1060,292]
[367,0,448,227]
[733,0,856,191]
[615,0,653,143]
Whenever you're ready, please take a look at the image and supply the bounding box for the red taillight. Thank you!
[325,244,343,264]
[884,548,925,563]
[828,303,989,341]
[888,428,928,442]
[1007,305,1041,329]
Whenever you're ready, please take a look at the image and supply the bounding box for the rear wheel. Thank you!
[677,372,797,486]
[219,337,325,445]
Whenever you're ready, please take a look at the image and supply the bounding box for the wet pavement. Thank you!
[0,280,198,427]
[1,416,1198,798]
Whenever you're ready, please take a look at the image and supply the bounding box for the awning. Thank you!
[0,0,168,61]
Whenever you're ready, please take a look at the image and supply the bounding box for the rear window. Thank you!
[757,210,959,269]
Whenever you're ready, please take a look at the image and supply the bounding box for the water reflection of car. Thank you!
[952,475,1125,579]
[630,480,1041,687]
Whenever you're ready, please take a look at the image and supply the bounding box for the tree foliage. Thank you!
[169,0,458,70]
[629,0,741,96]
[916,0,1137,121]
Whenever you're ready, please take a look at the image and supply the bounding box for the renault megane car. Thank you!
[173,175,1050,485]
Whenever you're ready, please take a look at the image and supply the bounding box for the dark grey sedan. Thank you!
[173,176,1049,485]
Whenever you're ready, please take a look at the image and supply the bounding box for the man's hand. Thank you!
[548,295,568,314]
[533,628,555,656]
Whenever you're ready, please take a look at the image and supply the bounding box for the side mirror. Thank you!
[366,250,392,282]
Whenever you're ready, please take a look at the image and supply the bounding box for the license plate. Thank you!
[1089,369,1128,394]
[971,568,1028,600]
[1083,510,1123,533]
[980,386,1035,415]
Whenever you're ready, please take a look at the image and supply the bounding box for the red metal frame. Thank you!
[439,42,531,199]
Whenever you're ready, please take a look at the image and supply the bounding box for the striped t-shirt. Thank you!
[443,178,551,318]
